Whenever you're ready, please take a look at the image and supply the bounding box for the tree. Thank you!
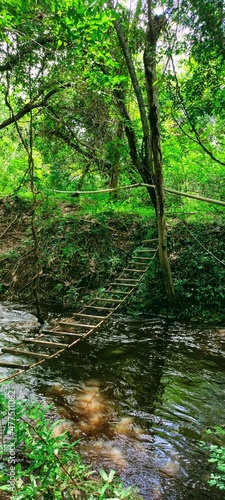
[0,0,176,303]
[144,2,175,303]
[0,0,124,191]
[108,1,175,303]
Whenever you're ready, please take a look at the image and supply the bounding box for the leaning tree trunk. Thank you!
[144,1,175,304]
[110,0,175,303]
[111,8,157,211]
[114,87,157,210]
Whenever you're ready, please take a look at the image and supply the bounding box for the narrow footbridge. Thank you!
[0,239,158,383]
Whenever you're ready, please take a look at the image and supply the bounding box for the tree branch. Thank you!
[170,56,225,166]
[0,84,72,130]
[0,35,55,72]
[48,182,225,207]
[45,108,113,175]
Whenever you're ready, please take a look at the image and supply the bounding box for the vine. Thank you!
[5,56,43,323]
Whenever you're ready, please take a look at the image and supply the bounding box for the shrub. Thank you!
[0,388,140,499]
[200,427,225,491]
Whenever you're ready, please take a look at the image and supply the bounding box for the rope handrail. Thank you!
[182,222,225,267]
[45,183,225,207]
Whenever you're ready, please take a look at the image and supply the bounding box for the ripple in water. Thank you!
[1,305,225,499]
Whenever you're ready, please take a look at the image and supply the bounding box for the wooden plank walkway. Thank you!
[0,239,158,383]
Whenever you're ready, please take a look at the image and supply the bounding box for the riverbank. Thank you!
[0,197,224,323]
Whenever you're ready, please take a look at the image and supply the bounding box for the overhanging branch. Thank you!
[169,55,225,167]
[0,84,72,130]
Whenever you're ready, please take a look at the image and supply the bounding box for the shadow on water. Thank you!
[1,302,225,499]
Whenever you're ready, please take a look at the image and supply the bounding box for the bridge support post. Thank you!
[156,197,175,305]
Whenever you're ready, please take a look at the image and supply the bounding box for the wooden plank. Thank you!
[105,290,128,294]
[52,331,82,337]
[59,322,97,329]
[136,249,157,253]
[73,313,106,319]
[142,238,158,243]
[42,330,82,337]
[23,339,67,348]
[86,305,115,311]
[131,257,149,266]
[115,281,139,285]
[110,282,136,287]
[1,348,49,359]
[130,260,150,264]
[132,257,153,261]
[95,298,121,302]
[0,361,30,369]
[124,268,147,272]
[115,278,139,282]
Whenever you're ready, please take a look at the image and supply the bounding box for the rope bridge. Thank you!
[0,239,158,383]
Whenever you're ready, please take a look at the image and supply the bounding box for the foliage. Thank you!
[123,220,225,322]
[0,193,225,322]
[167,222,225,322]
[0,0,224,223]
[0,0,224,318]
[200,427,225,491]
[0,388,140,499]
[0,199,148,308]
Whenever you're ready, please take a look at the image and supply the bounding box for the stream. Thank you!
[1,302,225,499]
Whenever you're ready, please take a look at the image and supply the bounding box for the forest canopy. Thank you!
[0,0,224,200]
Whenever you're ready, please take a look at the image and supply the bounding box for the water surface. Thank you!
[1,303,225,499]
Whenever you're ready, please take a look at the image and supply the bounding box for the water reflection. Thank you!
[0,304,225,498]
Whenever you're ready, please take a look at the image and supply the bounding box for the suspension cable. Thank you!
[182,221,225,267]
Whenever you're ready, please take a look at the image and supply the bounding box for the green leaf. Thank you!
[99,469,108,481]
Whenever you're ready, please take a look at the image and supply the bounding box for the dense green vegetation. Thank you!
[0,0,224,301]
[200,427,225,491]
[0,389,141,499]
[0,195,224,322]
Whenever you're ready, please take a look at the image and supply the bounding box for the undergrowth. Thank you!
[200,427,225,491]
[0,196,225,323]
[125,221,225,323]
[0,388,141,499]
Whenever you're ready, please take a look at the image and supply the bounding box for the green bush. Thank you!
[200,427,225,491]
[0,389,141,499]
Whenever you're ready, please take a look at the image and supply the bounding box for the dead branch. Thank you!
[0,214,19,239]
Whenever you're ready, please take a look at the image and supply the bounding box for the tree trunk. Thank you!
[76,161,91,191]
[110,0,175,303]
[111,10,157,211]
[144,1,175,304]
[114,87,157,210]
[109,121,123,199]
